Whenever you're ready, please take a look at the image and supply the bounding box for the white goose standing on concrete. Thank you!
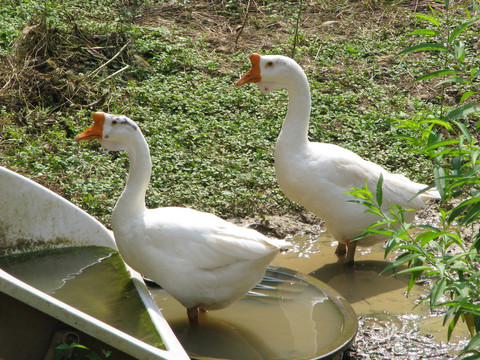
[75,112,287,324]
[236,53,439,265]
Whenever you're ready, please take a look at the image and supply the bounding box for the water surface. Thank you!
[0,246,163,348]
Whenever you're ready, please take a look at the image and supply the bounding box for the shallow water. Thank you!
[0,247,163,348]
[0,245,354,360]
[150,267,352,360]
[271,233,470,354]
[0,236,469,359]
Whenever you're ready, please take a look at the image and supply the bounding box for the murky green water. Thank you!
[0,245,355,360]
[0,246,164,349]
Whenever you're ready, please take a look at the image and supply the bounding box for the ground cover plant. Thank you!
[0,0,436,225]
[1,0,478,358]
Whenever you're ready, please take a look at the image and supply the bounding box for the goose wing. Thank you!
[145,207,287,270]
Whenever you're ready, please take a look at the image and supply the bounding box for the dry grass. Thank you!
[0,20,133,122]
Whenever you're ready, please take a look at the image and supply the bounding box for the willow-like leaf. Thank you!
[415,69,459,81]
[398,42,448,55]
[376,173,384,207]
[460,91,477,104]
[412,13,440,27]
[449,18,480,43]
[408,28,440,37]
[430,278,447,309]
[461,332,480,356]
[437,76,469,85]
[444,103,480,121]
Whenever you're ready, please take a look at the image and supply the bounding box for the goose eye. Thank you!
[266,61,274,67]
[112,120,117,125]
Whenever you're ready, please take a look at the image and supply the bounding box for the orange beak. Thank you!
[236,53,261,86]
[75,112,105,142]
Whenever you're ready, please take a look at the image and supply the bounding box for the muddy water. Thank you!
[0,247,163,348]
[0,245,355,360]
[149,266,353,360]
[0,237,469,359]
[271,233,470,355]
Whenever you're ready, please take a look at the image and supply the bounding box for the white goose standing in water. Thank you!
[236,54,439,265]
[75,112,287,324]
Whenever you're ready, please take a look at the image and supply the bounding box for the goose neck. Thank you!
[278,77,311,146]
[113,136,151,219]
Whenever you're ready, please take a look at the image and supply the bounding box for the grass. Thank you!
[0,0,446,226]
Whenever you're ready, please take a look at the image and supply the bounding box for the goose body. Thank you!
[75,112,287,323]
[236,54,439,264]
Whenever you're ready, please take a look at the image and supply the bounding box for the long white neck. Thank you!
[276,69,311,148]
[112,132,151,223]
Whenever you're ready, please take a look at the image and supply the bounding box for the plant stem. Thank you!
[235,0,252,47]
[291,0,303,59]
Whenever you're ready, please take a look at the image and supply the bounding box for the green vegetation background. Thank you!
[0,0,438,226]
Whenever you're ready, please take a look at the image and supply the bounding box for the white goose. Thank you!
[236,54,440,265]
[75,112,287,324]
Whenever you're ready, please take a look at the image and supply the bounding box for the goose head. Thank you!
[74,112,140,151]
[236,53,305,94]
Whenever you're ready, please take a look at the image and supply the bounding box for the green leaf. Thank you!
[460,91,477,104]
[447,312,461,342]
[462,332,480,354]
[412,13,440,27]
[393,265,433,276]
[437,76,469,85]
[454,120,473,143]
[416,231,443,246]
[443,0,450,11]
[415,69,459,82]
[449,18,480,43]
[430,278,447,309]
[381,252,419,274]
[408,28,440,37]
[454,41,466,62]
[418,118,453,130]
[376,173,384,207]
[398,42,448,55]
[463,202,480,226]
[425,139,459,152]
[444,103,480,121]
[434,166,446,199]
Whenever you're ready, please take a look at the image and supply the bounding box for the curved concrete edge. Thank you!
[0,268,189,360]
[128,265,190,359]
[267,265,358,360]
[0,166,190,360]
[0,166,116,252]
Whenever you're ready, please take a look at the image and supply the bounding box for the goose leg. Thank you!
[335,243,347,256]
[187,306,199,325]
[345,240,357,267]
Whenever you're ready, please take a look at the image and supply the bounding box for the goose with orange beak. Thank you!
[236,54,440,265]
[75,112,288,324]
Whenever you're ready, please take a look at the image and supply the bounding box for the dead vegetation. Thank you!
[0,18,134,124]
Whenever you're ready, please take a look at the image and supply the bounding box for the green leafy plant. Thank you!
[55,343,111,360]
[350,0,480,358]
